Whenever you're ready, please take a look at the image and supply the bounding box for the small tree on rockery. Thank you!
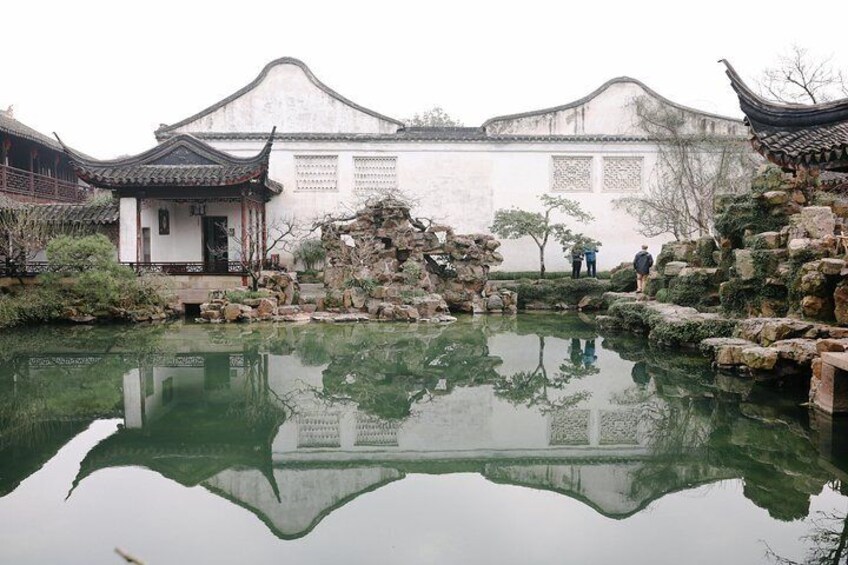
[217,216,300,291]
[490,195,594,279]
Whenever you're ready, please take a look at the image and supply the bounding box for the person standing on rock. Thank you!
[571,247,584,279]
[633,245,653,293]
[584,245,598,278]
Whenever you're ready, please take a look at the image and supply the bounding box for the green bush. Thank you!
[650,318,736,347]
[511,278,609,308]
[667,272,717,308]
[46,234,116,273]
[0,236,171,329]
[609,266,636,292]
[488,271,572,280]
[293,238,326,271]
[225,289,268,304]
[655,288,670,303]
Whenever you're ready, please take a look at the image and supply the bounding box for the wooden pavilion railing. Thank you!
[0,261,249,277]
[0,163,89,203]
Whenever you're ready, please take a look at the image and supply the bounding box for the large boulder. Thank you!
[834,281,848,326]
[800,206,836,239]
[734,250,755,281]
[740,346,779,370]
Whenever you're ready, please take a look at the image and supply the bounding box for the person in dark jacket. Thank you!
[571,247,584,279]
[633,245,653,293]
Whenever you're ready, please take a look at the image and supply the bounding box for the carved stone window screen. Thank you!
[355,414,400,446]
[297,413,341,448]
[295,155,338,192]
[548,408,591,445]
[602,156,643,193]
[598,409,640,445]
[551,156,593,193]
[354,156,398,193]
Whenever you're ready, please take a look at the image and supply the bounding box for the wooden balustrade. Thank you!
[0,261,249,277]
[0,163,88,203]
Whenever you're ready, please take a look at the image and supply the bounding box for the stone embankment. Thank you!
[597,291,848,408]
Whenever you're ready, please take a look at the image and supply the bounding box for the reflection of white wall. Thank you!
[273,384,651,462]
[204,467,401,538]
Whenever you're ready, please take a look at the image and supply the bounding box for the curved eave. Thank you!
[55,131,274,170]
[750,138,848,173]
[154,57,404,137]
[483,76,743,129]
[722,59,848,128]
[71,166,269,190]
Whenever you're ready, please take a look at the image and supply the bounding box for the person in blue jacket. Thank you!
[584,245,598,278]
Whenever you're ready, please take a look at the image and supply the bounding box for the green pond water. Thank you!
[1,314,847,564]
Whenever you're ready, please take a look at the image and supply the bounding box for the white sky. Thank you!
[3,0,846,158]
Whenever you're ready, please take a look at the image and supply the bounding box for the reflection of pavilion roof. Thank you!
[72,406,279,494]
[57,131,282,192]
[0,419,91,498]
[723,60,848,172]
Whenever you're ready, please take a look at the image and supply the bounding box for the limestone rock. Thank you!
[800,206,836,239]
[223,303,244,322]
[771,338,818,365]
[663,261,688,277]
[741,346,779,370]
[834,281,848,325]
[577,295,605,311]
[762,190,789,205]
[257,297,278,316]
[820,258,845,275]
[734,250,755,281]
[752,231,781,249]
[700,337,756,367]
[801,295,833,320]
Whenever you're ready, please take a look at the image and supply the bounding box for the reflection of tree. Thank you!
[493,335,596,412]
[226,351,288,430]
[767,494,848,564]
[318,324,501,420]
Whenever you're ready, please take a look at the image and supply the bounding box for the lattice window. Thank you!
[599,409,640,445]
[295,155,338,192]
[548,409,590,446]
[602,157,643,193]
[297,413,341,448]
[355,414,400,446]
[551,156,593,193]
[354,156,397,193]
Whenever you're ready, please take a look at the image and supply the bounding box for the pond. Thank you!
[0,314,847,564]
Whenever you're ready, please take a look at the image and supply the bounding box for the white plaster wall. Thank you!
[213,140,672,272]
[118,197,137,262]
[139,199,243,262]
[485,80,743,137]
[171,63,398,135]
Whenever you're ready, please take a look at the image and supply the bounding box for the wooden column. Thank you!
[136,197,143,263]
[240,192,248,264]
[261,199,267,267]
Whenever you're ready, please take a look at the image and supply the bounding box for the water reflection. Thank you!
[0,316,847,557]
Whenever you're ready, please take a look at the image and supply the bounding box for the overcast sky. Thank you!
[4,0,845,158]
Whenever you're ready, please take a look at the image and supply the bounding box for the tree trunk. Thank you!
[539,245,546,279]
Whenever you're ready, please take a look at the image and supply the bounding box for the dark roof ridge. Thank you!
[155,57,404,137]
[0,111,64,151]
[482,75,743,128]
[56,130,275,168]
[721,59,848,128]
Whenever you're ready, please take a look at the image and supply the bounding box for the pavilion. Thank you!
[58,130,281,275]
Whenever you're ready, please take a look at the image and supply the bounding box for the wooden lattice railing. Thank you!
[0,164,88,203]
